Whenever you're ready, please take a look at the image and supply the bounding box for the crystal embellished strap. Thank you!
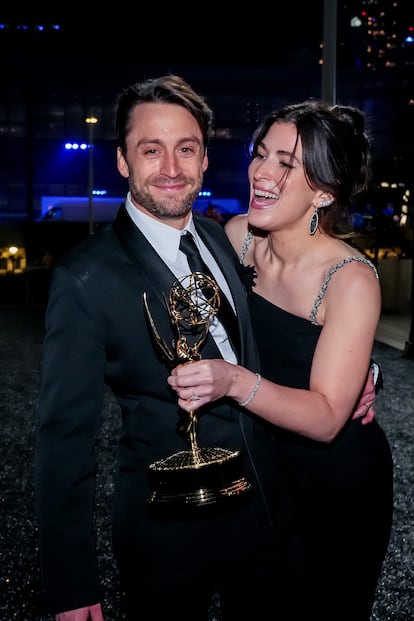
[309,255,378,325]
[239,230,254,265]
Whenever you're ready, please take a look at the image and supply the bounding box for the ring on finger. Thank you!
[190,388,200,401]
[361,403,370,416]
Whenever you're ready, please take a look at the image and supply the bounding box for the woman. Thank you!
[169,100,393,620]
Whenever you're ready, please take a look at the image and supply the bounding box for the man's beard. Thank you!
[129,179,202,220]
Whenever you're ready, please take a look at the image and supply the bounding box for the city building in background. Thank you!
[339,0,414,70]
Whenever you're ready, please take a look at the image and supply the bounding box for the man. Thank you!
[35,74,375,621]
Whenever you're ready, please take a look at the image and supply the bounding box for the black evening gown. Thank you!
[248,292,393,621]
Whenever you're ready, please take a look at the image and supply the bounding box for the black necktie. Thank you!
[179,232,240,357]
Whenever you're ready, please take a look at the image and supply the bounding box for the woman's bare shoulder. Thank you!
[224,214,249,253]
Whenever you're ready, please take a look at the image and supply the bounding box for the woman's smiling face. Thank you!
[247,121,318,232]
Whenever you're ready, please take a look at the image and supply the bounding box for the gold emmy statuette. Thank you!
[143,273,252,513]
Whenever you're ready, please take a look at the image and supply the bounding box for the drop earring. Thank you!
[309,208,319,235]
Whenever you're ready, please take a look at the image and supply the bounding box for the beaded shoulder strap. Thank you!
[310,255,378,325]
[239,230,254,265]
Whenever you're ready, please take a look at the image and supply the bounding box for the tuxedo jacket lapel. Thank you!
[112,205,180,361]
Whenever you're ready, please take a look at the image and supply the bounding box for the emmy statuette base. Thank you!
[147,447,252,514]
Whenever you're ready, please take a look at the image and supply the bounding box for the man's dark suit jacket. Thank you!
[35,204,296,614]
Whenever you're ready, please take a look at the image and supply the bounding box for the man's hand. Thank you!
[352,362,381,425]
[56,603,104,620]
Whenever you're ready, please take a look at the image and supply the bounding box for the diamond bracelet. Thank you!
[238,372,262,407]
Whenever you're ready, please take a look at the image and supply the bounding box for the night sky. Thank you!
[0,3,325,68]
[3,2,414,70]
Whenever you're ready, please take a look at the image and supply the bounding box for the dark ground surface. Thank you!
[1,306,413,620]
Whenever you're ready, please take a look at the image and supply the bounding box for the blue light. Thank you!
[0,22,61,32]
[64,142,89,150]
[405,36,413,43]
